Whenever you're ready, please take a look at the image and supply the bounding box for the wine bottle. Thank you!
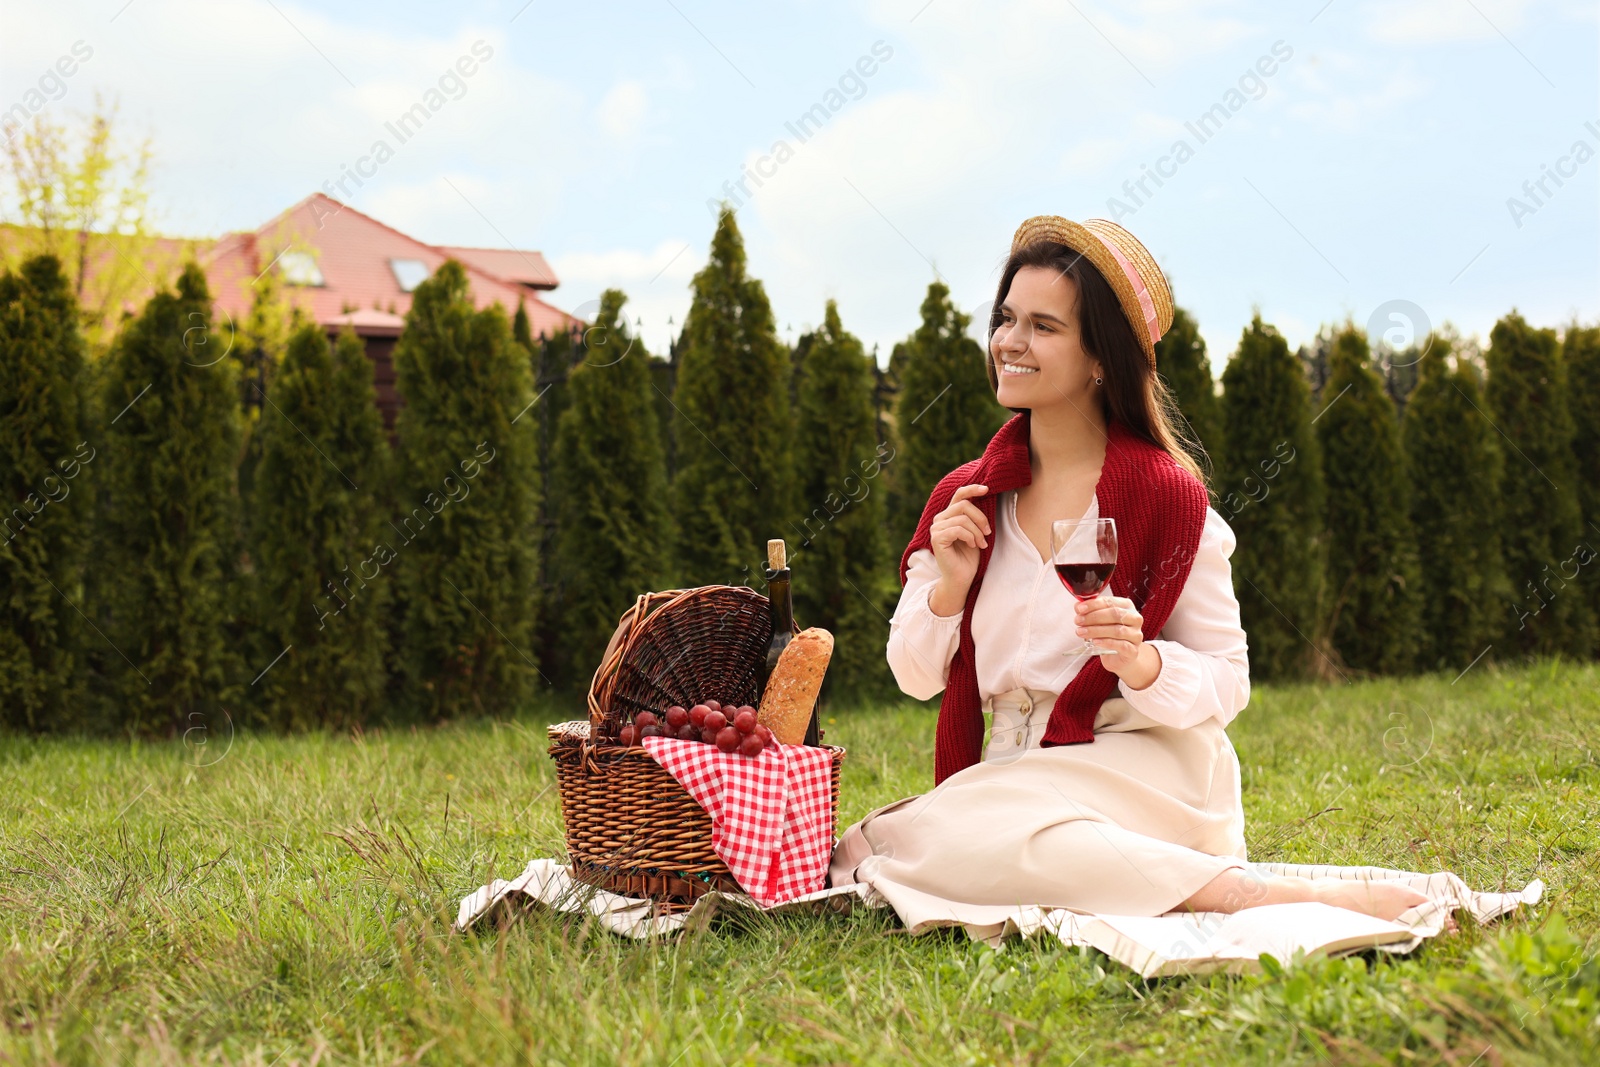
[762,538,817,745]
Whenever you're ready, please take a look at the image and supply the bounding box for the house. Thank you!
[200,192,580,428]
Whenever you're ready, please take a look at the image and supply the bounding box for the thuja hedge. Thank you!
[1,237,1597,734]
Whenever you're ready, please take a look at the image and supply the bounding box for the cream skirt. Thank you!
[828,688,1251,925]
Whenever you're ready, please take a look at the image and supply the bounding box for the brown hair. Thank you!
[984,240,1209,485]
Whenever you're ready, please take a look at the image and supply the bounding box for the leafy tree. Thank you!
[0,255,92,730]
[248,325,390,729]
[1219,313,1325,681]
[1566,321,1600,641]
[1316,323,1421,674]
[1486,312,1595,658]
[891,281,1007,548]
[547,290,671,687]
[790,300,897,703]
[0,95,168,348]
[92,263,242,733]
[1403,334,1510,670]
[1154,304,1224,478]
[393,261,540,718]
[671,206,795,586]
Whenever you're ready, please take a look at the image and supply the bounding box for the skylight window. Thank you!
[277,250,325,287]
[390,258,430,292]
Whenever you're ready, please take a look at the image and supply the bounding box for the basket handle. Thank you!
[587,588,692,728]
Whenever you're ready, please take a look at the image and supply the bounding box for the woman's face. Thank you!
[991,265,1102,411]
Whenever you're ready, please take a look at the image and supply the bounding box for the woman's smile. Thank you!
[1000,362,1039,375]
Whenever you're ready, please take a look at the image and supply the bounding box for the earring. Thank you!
[1094,375,1104,386]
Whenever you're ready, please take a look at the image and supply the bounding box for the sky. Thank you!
[3,0,1597,367]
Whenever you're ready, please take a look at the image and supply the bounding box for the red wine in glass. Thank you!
[1055,562,1116,600]
[1050,517,1118,656]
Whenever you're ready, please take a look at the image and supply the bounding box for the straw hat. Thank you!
[1009,216,1173,368]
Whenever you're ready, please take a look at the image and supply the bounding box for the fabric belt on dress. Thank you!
[982,687,1061,762]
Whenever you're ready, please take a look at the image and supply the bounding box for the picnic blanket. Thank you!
[455,859,1543,977]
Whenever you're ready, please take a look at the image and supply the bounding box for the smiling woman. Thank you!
[827,215,1494,935]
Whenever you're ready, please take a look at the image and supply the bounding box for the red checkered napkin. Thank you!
[640,736,835,907]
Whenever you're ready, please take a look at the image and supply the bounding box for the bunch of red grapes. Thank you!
[616,699,776,757]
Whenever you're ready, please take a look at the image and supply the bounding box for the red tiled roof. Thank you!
[204,193,580,338]
[435,245,559,289]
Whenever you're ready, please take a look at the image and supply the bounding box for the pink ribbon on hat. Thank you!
[1100,238,1162,345]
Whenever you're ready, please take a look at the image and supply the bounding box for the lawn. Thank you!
[2,660,1597,1065]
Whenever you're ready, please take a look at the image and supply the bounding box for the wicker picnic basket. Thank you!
[549,584,846,905]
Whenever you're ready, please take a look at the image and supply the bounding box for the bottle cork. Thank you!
[767,538,786,571]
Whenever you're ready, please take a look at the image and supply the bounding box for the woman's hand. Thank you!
[927,483,990,616]
[1075,594,1161,688]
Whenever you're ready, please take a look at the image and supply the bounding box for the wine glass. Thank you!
[1051,517,1118,657]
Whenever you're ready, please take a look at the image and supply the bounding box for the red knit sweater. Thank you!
[900,411,1210,784]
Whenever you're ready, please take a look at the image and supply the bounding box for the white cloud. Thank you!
[1,0,580,237]
[597,80,648,139]
[720,1,1279,356]
[551,240,705,353]
[1285,55,1431,133]
[1059,113,1192,176]
[1362,0,1534,45]
[555,240,701,288]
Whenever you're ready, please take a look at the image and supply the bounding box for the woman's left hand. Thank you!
[1074,594,1155,682]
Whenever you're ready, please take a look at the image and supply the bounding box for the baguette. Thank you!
[757,627,833,745]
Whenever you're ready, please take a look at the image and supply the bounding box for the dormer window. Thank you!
[390,258,430,292]
[278,250,325,287]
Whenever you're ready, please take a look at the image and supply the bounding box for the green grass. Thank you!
[2,660,1598,1065]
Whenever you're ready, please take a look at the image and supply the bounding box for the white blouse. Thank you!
[887,489,1250,732]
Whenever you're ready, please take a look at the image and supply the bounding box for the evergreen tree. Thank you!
[235,269,296,522]
[1219,313,1325,681]
[514,301,560,497]
[1296,326,1334,405]
[1316,323,1421,674]
[534,315,577,479]
[880,340,911,544]
[1154,304,1224,477]
[651,338,679,481]
[248,325,390,729]
[93,263,242,733]
[790,300,897,703]
[235,267,293,417]
[393,261,540,717]
[517,302,563,686]
[1403,335,1510,670]
[891,281,1007,549]
[1486,312,1595,658]
[1566,322,1600,644]
[0,255,92,730]
[512,302,533,349]
[547,290,671,687]
[671,206,795,586]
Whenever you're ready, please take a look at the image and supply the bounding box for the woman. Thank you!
[827,215,1429,927]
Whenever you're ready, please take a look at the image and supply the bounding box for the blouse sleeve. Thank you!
[885,547,963,700]
[1115,506,1251,730]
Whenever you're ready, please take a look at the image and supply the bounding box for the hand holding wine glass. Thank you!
[1051,517,1121,657]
